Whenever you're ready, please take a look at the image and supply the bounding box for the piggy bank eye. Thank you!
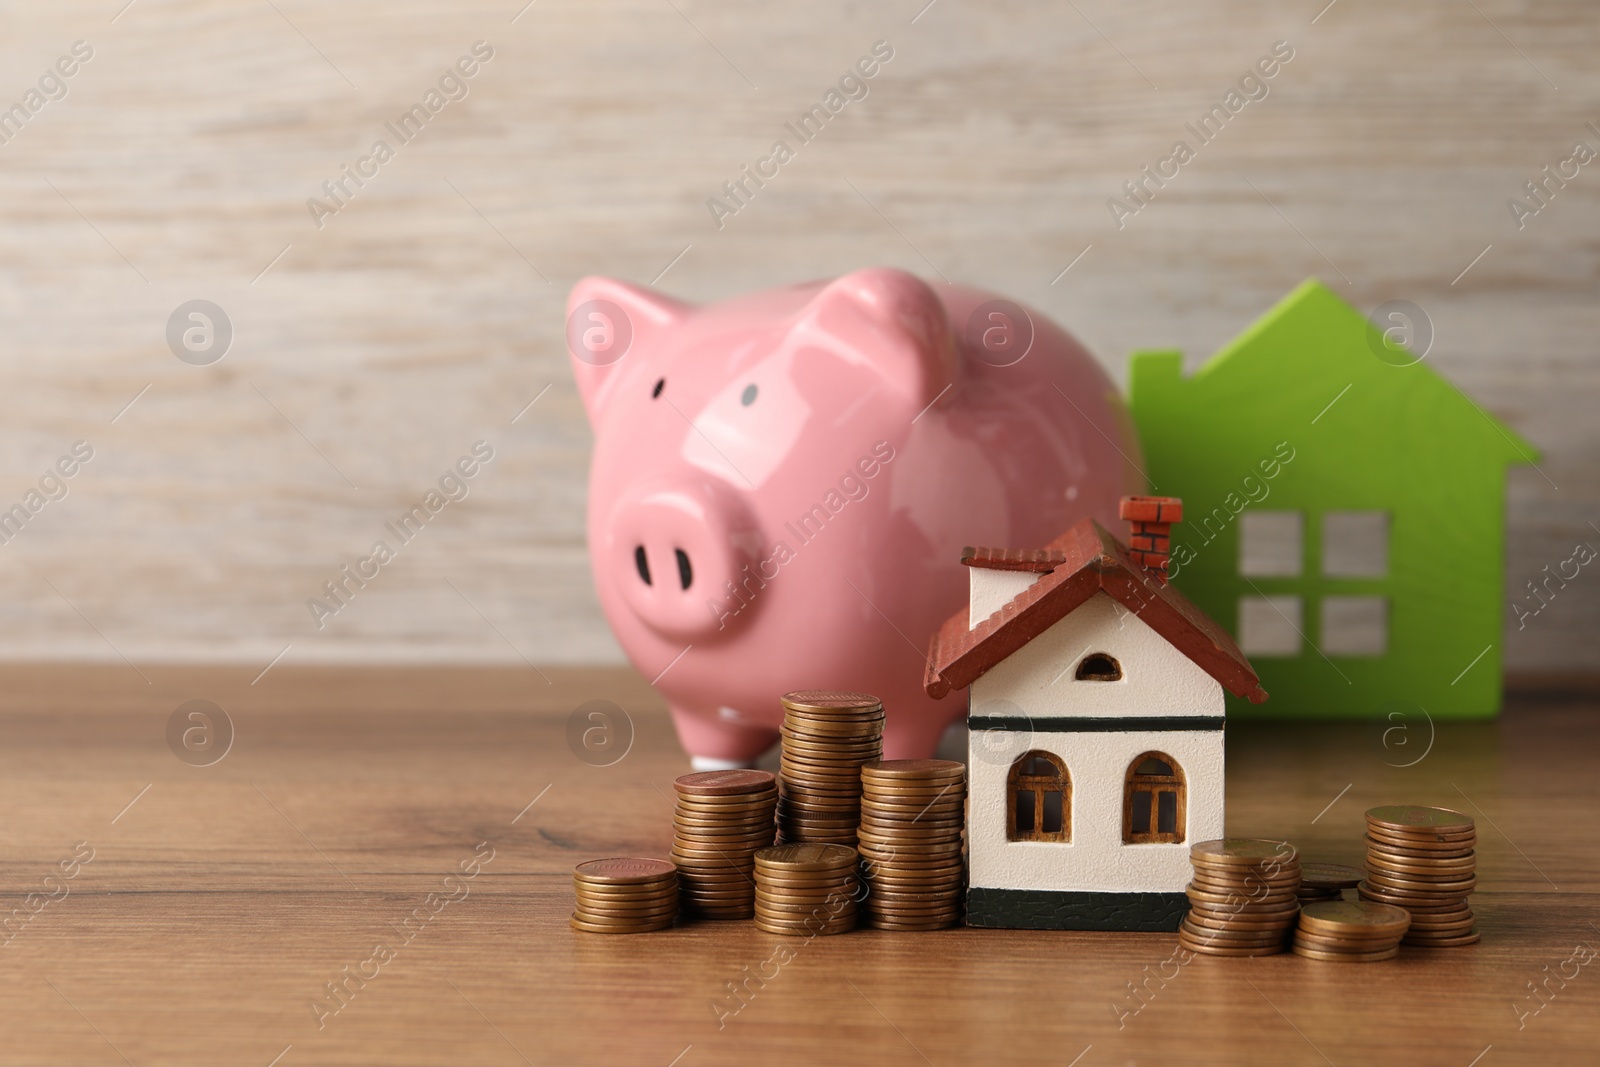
[740,384,758,406]
[652,378,665,399]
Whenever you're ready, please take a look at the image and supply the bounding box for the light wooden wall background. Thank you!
[0,0,1594,674]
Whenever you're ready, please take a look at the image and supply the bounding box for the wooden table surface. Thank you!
[1,665,1596,1066]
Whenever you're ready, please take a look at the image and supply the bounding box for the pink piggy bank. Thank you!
[568,268,1142,768]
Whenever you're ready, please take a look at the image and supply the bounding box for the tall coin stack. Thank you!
[858,760,966,930]
[753,843,861,936]
[671,770,778,919]
[1358,805,1479,947]
[1181,839,1302,956]
[777,691,884,845]
[570,858,679,934]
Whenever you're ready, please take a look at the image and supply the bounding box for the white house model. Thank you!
[924,496,1269,931]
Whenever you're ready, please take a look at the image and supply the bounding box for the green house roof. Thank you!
[1130,279,1538,469]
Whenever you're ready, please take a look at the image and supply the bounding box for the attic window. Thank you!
[1075,653,1123,681]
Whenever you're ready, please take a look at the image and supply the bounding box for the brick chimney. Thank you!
[1119,495,1183,583]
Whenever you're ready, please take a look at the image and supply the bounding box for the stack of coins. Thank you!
[1297,862,1365,905]
[753,843,860,936]
[1292,900,1410,961]
[1181,839,1302,956]
[1358,805,1479,947]
[570,858,679,934]
[671,769,778,919]
[777,691,884,846]
[858,760,966,930]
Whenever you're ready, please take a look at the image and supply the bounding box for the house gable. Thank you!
[971,592,1224,719]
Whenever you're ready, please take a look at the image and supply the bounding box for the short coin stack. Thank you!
[753,843,860,935]
[1297,862,1365,905]
[571,858,679,934]
[1293,900,1410,961]
[858,760,966,930]
[671,770,778,919]
[777,691,884,846]
[1181,839,1302,956]
[1359,805,1479,947]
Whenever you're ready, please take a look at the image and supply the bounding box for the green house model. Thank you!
[1127,279,1537,719]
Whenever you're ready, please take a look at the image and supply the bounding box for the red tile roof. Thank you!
[924,519,1268,703]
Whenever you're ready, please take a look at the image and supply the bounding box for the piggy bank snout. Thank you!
[604,484,754,640]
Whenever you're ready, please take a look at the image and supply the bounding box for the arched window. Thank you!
[1124,752,1185,844]
[1008,751,1070,842]
[1075,653,1123,681]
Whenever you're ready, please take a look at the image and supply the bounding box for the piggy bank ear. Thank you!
[566,277,690,422]
[795,268,958,411]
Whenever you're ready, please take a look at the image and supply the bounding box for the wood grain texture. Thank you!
[0,2,1595,670]
[0,665,1596,1065]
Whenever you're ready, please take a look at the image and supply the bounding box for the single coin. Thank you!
[866,917,961,930]
[1179,920,1288,943]
[1365,805,1474,834]
[1186,909,1299,930]
[1365,830,1475,853]
[1403,930,1481,946]
[573,858,677,884]
[1188,876,1301,896]
[1177,936,1286,957]
[867,887,963,902]
[570,916,675,934]
[1363,857,1475,880]
[1361,846,1475,866]
[674,769,776,796]
[569,910,679,929]
[1357,882,1466,907]
[1364,871,1477,895]
[1292,943,1399,962]
[572,889,678,908]
[1191,839,1300,865]
[1290,923,1401,946]
[1402,919,1478,937]
[753,921,856,937]
[574,904,681,921]
[1363,834,1474,855]
[755,843,859,869]
[1297,900,1411,938]
[856,823,964,841]
[1185,886,1298,908]
[1299,862,1365,890]
[674,797,779,815]
[781,690,882,710]
[862,758,966,779]
[1291,930,1401,952]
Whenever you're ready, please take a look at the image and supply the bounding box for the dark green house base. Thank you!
[965,886,1187,931]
